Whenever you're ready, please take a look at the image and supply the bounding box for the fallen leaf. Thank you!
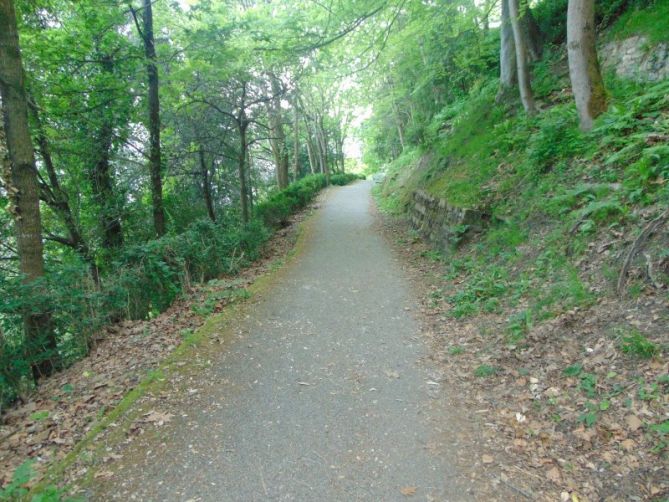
[625,415,642,432]
[546,466,562,484]
[481,454,494,464]
[143,411,174,426]
[400,486,417,496]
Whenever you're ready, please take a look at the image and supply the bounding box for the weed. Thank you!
[474,364,497,378]
[448,346,464,356]
[620,330,659,358]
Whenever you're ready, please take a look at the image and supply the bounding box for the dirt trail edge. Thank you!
[85,181,497,501]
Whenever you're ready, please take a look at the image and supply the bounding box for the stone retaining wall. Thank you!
[601,35,669,82]
[409,190,489,250]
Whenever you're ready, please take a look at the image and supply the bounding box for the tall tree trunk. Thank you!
[134,0,166,236]
[292,96,300,182]
[268,76,289,189]
[198,145,216,222]
[246,147,254,212]
[496,0,517,103]
[508,0,537,115]
[237,119,249,224]
[316,116,330,184]
[567,0,607,131]
[0,0,57,379]
[305,129,316,175]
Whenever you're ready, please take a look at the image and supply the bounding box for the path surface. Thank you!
[95,182,471,501]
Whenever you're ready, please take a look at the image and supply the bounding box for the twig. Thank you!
[617,210,669,295]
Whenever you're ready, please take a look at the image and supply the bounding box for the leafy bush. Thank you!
[255,174,327,228]
[329,173,365,186]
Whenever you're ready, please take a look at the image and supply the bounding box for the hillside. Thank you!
[371,2,668,500]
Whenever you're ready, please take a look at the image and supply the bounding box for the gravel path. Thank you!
[94,181,473,501]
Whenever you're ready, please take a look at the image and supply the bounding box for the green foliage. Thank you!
[329,173,365,186]
[474,364,497,378]
[607,0,669,43]
[0,460,33,500]
[255,174,327,228]
[619,330,659,358]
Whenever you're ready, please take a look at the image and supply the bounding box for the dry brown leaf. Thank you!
[481,454,494,464]
[625,415,642,432]
[400,486,417,496]
[546,466,562,484]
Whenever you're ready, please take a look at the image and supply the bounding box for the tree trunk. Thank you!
[237,119,249,224]
[292,96,300,182]
[198,145,216,222]
[140,0,166,236]
[305,129,316,175]
[0,0,57,379]
[508,0,537,115]
[567,0,607,131]
[496,0,517,103]
[268,76,289,189]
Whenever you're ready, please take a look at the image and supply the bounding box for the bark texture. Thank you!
[140,0,166,236]
[508,0,537,115]
[496,0,517,103]
[567,0,607,131]
[0,0,57,378]
[198,145,216,222]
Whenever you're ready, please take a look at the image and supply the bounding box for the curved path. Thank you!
[95,181,472,501]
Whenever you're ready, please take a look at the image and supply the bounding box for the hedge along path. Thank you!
[73,180,497,501]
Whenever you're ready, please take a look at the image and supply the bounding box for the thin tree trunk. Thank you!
[0,0,57,379]
[134,0,166,236]
[246,147,254,212]
[567,0,607,131]
[305,129,316,175]
[508,0,537,115]
[198,145,216,222]
[496,0,517,103]
[238,120,249,224]
[293,96,300,182]
[268,76,289,189]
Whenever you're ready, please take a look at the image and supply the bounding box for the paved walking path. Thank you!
[95,181,470,501]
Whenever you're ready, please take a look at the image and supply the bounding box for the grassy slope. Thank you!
[378,6,669,322]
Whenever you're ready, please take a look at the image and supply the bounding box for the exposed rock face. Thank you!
[410,190,489,250]
[601,35,669,81]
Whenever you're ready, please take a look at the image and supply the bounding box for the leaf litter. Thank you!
[378,212,668,502]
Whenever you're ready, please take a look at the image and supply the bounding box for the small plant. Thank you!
[448,345,464,356]
[563,363,583,377]
[578,401,599,428]
[0,460,33,500]
[620,330,659,359]
[474,364,497,378]
[579,372,598,398]
[29,410,49,422]
[650,420,669,453]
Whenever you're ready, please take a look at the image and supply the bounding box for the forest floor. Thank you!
[377,213,668,501]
